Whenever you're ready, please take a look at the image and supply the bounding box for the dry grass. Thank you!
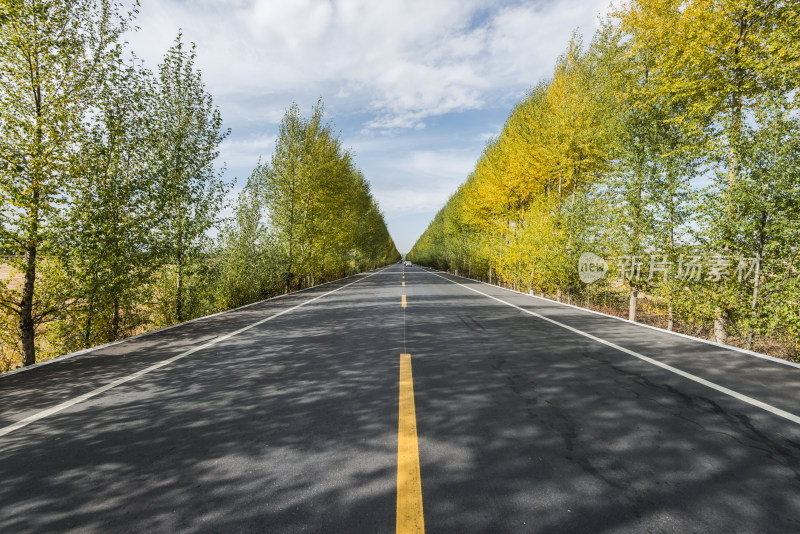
[0,263,23,372]
[495,280,799,364]
[0,263,24,291]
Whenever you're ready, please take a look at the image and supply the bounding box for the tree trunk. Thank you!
[667,305,674,331]
[20,246,37,366]
[628,288,637,322]
[21,79,43,367]
[746,253,762,351]
[110,297,120,343]
[714,312,727,344]
[717,23,745,347]
[83,294,94,347]
[176,262,183,323]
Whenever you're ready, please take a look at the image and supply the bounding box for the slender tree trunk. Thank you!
[668,201,676,331]
[176,246,184,323]
[83,280,96,346]
[714,312,727,344]
[20,247,37,366]
[747,213,764,349]
[628,287,638,322]
[717,20,746,345]
[746,257,761,351]
[21,95,44,367]
[110,297,120,343]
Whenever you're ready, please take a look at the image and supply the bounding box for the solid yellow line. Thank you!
[401,294,407,307]
[397,354,424,533]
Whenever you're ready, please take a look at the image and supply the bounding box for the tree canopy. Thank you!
[409,0,800,359]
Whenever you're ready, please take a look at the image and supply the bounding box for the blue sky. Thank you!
[125,0,614,252]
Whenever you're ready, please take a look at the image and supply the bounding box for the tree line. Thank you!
[408,0,800,359]
[0,0,399,371]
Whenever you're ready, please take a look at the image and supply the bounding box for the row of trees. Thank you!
[215,100,399,310]
[1,0,398,371]
[408,0,800,359]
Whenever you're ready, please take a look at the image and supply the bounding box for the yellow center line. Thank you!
[401,294,407,307]
[397,353,424,533]
[402,281,406,287]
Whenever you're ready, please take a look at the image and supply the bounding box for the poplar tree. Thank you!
[150,34,229,323]
[265,103,306,292]
[259,100,398,290]
[0,0,134,365]
[613,0,800,342]
[60,53,155,348]
[215,166,282,309]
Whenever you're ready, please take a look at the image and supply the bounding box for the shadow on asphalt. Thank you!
[406,274,800,532]
[0,276,401,532]
[0,270,799,532]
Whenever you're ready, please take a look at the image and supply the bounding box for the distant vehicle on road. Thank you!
[404,261,412,267]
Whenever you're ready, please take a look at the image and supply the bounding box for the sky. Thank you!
[124,0,614,253]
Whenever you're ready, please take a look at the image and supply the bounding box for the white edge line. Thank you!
[421,267,800,370]
[424,269,800,426]
[0,267,388,438]
[1,268,381,380]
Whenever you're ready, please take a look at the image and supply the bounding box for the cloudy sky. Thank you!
[125,0,613,252]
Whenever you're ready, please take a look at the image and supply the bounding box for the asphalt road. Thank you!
[1,263,799,533]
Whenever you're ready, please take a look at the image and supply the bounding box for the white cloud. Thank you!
[218,133,277,169]
[374,187,455,215]
[399,150,477,182]
[122,0,613,249]
[358,148,478,215]
[126,0,609,131]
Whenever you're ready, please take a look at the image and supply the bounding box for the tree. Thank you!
[214,165,282,309]
[0,0,135,365]
[709,95,800,351]
[149,34,229,324]
[264,102,308,292]
[238,99,397,299]
[594,20,698,323]
[612,0,800,342]
[57,52,156,349]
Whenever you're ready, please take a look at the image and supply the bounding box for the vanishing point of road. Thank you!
[2,263,799,532]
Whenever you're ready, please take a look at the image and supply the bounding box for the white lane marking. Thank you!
[1,270,359,380]
[427,268,800,370]
[428,271,800,426]
[0,268,386,438]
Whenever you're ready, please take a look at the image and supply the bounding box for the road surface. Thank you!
[1,263,799,532]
